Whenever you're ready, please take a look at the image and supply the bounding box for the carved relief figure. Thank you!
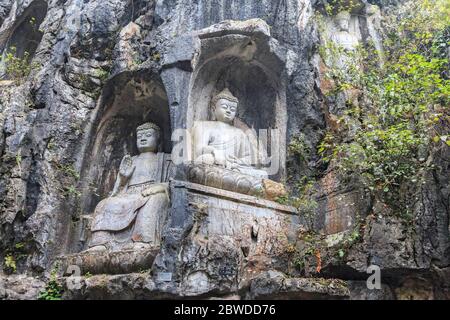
[192,88,268,179]
[332,11,359,51]
[88,122,169,252]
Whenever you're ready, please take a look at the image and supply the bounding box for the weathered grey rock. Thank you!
[0,0,13,27]
[348,281,394,300]
[0,273,45,300]
[247,270,350,299]
[62,272,173,300]
[56,248,159,276]
[62,270,351,300]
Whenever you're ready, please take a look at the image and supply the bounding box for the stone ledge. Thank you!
[247,270,350,300]
[60,270,350,300]
[172,180,297,215]
[56,248,159,275]
[61,273,169,300]
[196,18,271,39]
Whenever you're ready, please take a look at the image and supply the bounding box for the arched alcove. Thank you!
[1,0,47,60]
[187,35,287,180]
[79,71,171,216]
[189,57,279,131]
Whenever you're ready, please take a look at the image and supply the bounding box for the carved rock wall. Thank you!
[0,0,449,300]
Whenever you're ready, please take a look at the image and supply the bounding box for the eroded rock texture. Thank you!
[0,0,448,300]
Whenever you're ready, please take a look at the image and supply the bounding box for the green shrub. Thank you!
[4,254,17,273]
[1,47,39,81]
[38,271,63,300]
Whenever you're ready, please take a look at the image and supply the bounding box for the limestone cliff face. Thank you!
[0,0,448,300]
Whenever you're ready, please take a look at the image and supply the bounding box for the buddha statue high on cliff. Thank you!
[192,88,268,179]
[332,11,359,51]
[88,122,169,252]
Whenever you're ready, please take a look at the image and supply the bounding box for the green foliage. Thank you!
[288,134,311,162]
[14,242,25,250]
[276,176,318,230]
[38,270,63,300]
[285,133,320,228]
[322,0,362,16]
[15,152,22,167]
[286,230,325,275]
[151,51,161,62]
[94,68,110,84]
[335,228,362,260]
[4,254,17,273]
[3,242,29,274]
[59,164,80,181]
[1,47,39,81]
[317,0,450,217]
[78,73,93,92]
[55,163,81,198]
[292,178,319,229]
[63,185,81,198]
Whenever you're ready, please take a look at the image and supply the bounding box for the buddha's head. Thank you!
[211,88,238,124]
[136,122,160,153]
[335,11,351,32]
[366,4,380,16]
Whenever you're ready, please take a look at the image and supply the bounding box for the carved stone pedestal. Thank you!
[170,180,298,240]
[153,180,300,296]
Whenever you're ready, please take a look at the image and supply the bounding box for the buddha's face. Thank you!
[136,128,159,153]
[214,98,237,124]
[337,17,350,32]
[367,5,379,16]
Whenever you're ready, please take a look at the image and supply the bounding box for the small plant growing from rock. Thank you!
[151,51,161,62]
[4,254,17,274]
[1,47,39,81]
[63,185,81,198]
[94,68,110,84]
[38,270,63,300]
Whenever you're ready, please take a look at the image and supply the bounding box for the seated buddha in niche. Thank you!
[87,122,169,252]
[192,88,268,179]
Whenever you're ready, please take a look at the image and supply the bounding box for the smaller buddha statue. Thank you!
[192,88,268,179]
[332,11,359,52]
[87,122,169,252]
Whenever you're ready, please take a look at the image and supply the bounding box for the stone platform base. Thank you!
[170,180,300,261]
[151,181,302,296]
[60,271,350,300]
[56,248,159,275]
